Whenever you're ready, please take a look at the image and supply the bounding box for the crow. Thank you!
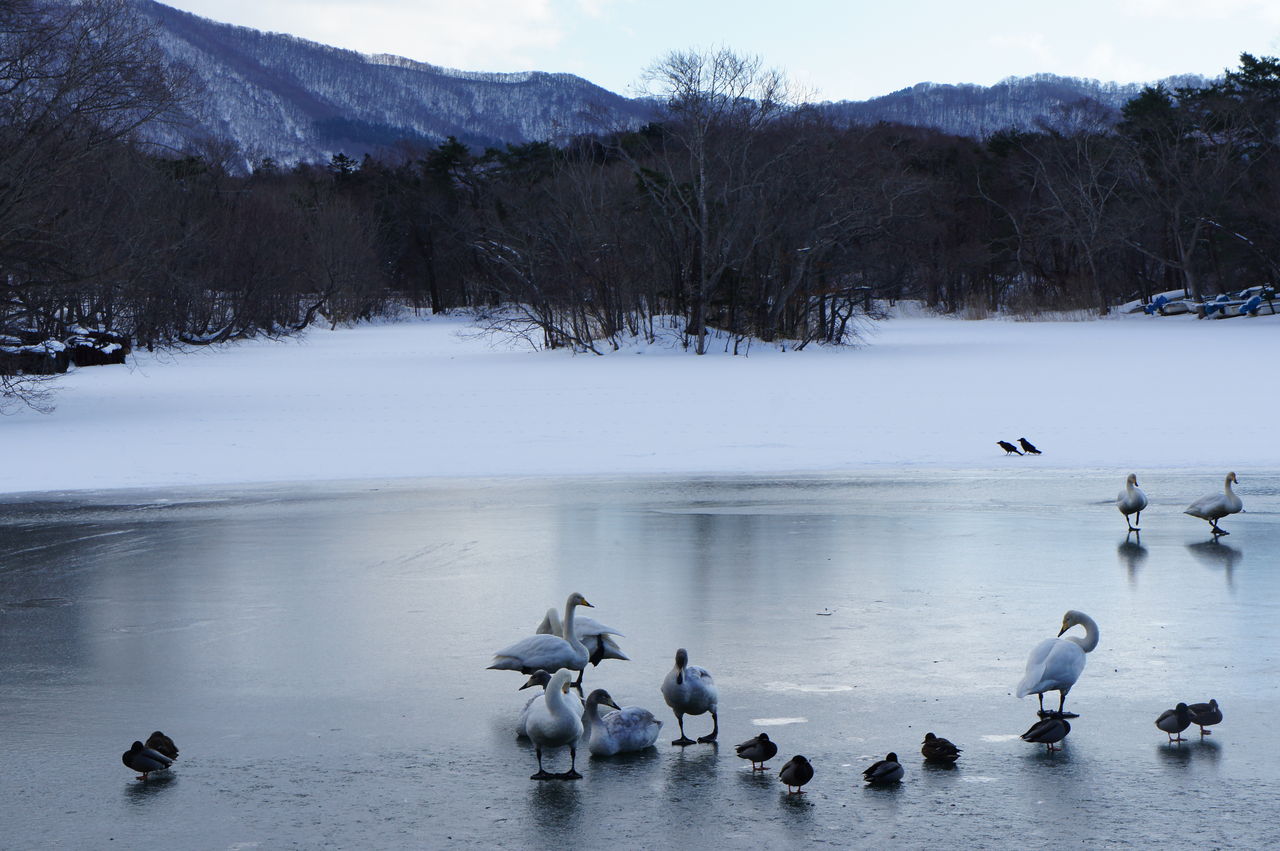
[1018,437,1041,455]
[998,440,1022,455]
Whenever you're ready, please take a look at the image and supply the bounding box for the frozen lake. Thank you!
[2,471,1278,848]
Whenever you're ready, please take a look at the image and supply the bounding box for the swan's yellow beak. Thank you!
[1058,621,1070,636]
[562,681,573,694]
[579,598,594,608]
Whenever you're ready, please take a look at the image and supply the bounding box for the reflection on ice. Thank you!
[1116,539,1148,584]
[1186,540,1242,587]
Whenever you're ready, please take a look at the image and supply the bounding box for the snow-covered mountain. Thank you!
[131,0,654,167]
[128,1,1206,166]
[820,72,1210,138]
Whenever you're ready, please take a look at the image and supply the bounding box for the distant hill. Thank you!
[130,0,655,168]
[123,2,1210,166]
[819,72,1210,138]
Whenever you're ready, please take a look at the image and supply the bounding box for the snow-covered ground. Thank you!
[2,309,1275,495]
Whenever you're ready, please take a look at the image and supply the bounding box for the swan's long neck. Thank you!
[545,680,573,718]
[545,608,563,637]
[562,599,585,654]
[1065,614,1100,653]
[1224,475,1235,496]
[1126,478,1139,496]
[582,695,602,731]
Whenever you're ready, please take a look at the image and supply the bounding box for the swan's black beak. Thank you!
[604,697,621,711]
[1057,624,1069,636]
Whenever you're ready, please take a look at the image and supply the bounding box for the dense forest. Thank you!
[3,1,1279,407]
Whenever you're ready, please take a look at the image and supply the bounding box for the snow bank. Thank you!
[2,310,1276,495]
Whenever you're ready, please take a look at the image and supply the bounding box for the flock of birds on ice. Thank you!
[119,469,1242,788]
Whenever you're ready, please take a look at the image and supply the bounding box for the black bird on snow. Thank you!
[1018,438,1042,455]
[998,440,1023,455]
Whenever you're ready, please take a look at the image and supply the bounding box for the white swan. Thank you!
[581,688,662,756]
[1184,472,1243,536]
[1016,610,1099,717]
[515,669,583,739]
[660,648,718,746]
[489,593,593,684]
[1117,473,1149,532]
[536,607,630,668]
[525,669,585,780]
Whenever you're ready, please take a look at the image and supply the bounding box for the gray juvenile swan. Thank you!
[1016,610,1099,718]
[525,669,585,780]
[661,648,719,746]
[1184,472,1243,536]
[1117,473,1149,533]
[582,689,662,756]
[489,592,593,684]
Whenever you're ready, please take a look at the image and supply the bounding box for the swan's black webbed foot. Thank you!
[531,771,554,780]
[697,734,718,743]
[558,769,582,780]
[672,736,695,746]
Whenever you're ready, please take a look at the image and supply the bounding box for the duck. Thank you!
[660,648,719,746]
[535,606,630,669]
[921,732,961,763]
[1021,717,1070,751]
[516,669,583,739]
[581,689,662,757]
[1016,610,1099,717]
[1117,473,1149,533]
[525,669,585,780]
[489,592,594,686]
[144,731,179,760]
[1156,702,1193,743]
[122,741,173,780]
[735,733,778,771]
[1188,699,1222,736]
[778,755,813,793]
[863,753,904,784]
[1184,472,1243,536]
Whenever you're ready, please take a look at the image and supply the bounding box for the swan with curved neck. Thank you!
[1117,473,1149,533]
[582,688,662,756]
[537,606,630,669]
[516,669,583,739]
[525,669,585,780]
[1184,472,1243,536]
[489,592,593,684]
[1016,610,1099,718]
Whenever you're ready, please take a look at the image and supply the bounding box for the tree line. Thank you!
[3,2,1278,408]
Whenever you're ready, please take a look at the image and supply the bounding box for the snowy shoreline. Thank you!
[3,310,1276,496]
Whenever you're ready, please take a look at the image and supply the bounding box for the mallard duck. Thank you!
[144,731,178,760]
[921,732,961,763]
[525,669,585,780]
[1184,473,1243,536]
[1188,699,1222,736]
[1016,610,1099,717]
[1020,717,1070,751]
[489,593,594,685]
[778,755,813,793]
[1117,474,1149,533]
[735,733,778,771]
[581,688,662,757]
[122,741,173,780]
[516,669,582,739]
[863,753,904,784]
[1156,703,1193,743]
[660,648,718,746]
[536,607,629,668]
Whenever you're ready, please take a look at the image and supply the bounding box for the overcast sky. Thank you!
[158,0,1280,101]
